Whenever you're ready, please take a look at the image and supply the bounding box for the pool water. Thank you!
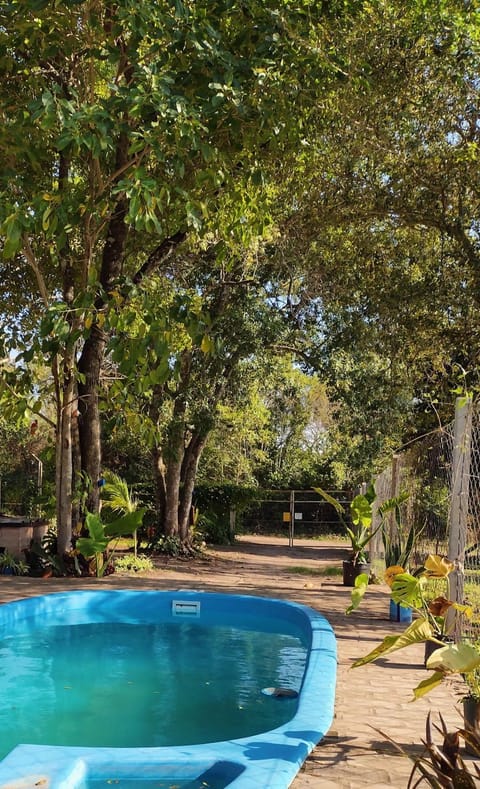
[0,619,306,757]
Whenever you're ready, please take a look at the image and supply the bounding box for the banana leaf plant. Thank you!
[349,555,479,699]
[77,509,146,577]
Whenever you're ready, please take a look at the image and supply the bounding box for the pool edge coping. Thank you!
[0,589,337,789]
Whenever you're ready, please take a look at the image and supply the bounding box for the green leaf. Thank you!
[352,617,434,667]
[76,535,109,558]
[313,486,345,516]
[426,643,480,674]
[351,494,372,527]
[390,572,424,608]
[76,512,110,557]
[2,214,22,259]
[104,509,146,538]
[412,671,445,700]
[200,334,214,353]
[346,572,369,615]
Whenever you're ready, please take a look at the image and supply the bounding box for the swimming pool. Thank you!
[0,590,336,788]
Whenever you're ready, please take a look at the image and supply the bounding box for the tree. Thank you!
[266,0,480,478]
[0,0,354,550]
[104,246,320,539]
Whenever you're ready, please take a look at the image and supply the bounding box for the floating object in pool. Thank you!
[261,687,299,698]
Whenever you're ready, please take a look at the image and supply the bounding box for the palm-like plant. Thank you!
[377,712,480,788]
[101,472,142,557]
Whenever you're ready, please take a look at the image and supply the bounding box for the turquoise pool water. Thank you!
[0,590,336,788]
[0,620,305,756]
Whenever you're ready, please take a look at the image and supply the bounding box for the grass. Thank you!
[289,564,342,577]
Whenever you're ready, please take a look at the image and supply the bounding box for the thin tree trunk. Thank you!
[152,444,167,527]
[71,390,81,535]
[77,324,107,514]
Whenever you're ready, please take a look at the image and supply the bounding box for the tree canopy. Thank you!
[1,0,479,546]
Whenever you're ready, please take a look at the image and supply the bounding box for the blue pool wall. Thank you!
[0,589,337,788]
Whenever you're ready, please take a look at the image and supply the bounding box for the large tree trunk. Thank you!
[178,432,209,541]
[163,415,186,537]
[77,132,129,514]
[77,324,107,515]
[163,458,183,537]
[55,151,75,552]
[160,353,191,537]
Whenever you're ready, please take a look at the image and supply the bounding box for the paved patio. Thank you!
[0,535,472,788]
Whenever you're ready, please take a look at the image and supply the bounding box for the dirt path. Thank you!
[0,535,468,788]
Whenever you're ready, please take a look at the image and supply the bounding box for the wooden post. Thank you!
[388,454,401,548]
[289,490,294,548]
[447,396,473,641]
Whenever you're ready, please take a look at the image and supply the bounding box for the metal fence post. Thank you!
[447,396,473,641]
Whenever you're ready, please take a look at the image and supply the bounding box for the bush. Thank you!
[114,554,154,573]
[193,484,261,543]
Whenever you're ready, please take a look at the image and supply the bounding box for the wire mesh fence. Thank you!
[241,489,352,538]
[372,397,480,642]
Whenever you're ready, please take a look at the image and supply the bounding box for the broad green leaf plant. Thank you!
[349,555,479,699]
[314,483,382,565]
[76,509,145,578]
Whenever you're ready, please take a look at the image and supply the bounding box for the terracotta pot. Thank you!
[342,560,370,587]
[463,697,480,756]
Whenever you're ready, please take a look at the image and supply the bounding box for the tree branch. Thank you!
[132,230,187,286]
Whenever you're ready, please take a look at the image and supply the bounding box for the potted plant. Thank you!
[462,662,480,755]
[0,551,29,576]
[379,492,422,622]
[349,555,479,699]
[377,711,480,785]
[314,483,383,586]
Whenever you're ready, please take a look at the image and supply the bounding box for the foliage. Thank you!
[26,527,85,576]
[464,666,480,704]
[462,640,480,703]
[380,491,420,571]
[272,0,480,479]
[314,483,381,565]
[0,551,29,576]
[149,533,204,558]
[77,509,145,577]
[350,556,479,699]
[114,553,154,574]
[194,484,261,512]
[196,512,231,546]
[0,0,357,550]
[193,484,262,543]
[101,471,143,555]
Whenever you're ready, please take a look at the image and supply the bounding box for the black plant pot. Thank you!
[342,560,370,587]
[463,697,480,756]
[424,636,454,667]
